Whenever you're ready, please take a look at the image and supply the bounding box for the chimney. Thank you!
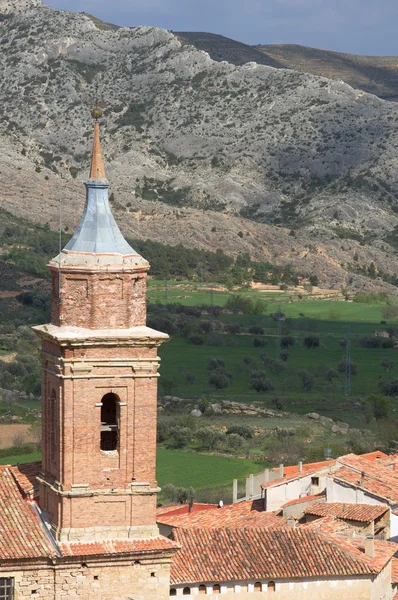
[360,471,365,486]
[287,517,296,528]
[279,464,284,478]
[365,535,375,558]
[188,501,194,513]
[298,461,303,473]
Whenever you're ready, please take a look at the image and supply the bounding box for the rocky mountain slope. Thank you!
[1,0,398,292]
[176,32,398,102]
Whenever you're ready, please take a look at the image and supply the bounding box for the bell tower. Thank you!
[34,110,168,542]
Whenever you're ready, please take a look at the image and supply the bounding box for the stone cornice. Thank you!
[33,324,169,348]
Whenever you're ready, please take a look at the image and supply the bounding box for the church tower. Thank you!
[34,110,168,542]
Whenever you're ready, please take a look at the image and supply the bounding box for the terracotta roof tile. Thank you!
[333,465,398,505]
[59,537,179,557]
[0,466,56,560]
[282,493,325,508]
[11,462,41,499]
[392,558,398,584]
[156,503,217,517]
[304,502,389,522]
[157,499,287,529]
[170,527,385,585]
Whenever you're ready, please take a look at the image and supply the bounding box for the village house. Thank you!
[157,500,398,599]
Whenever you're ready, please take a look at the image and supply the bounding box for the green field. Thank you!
[0,449,259,502]
[148,286,398,424]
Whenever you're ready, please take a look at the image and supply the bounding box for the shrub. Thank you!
[227,433,244,450]
[280,350,289,362]
[297,370,315,391]
[281,336,295,348]
[157,420,169,443]
[380,379,398,396]
[226,425,253,439]
[207,358,225,371]
[268,359,286,375]
[367,394,390,420]
[225,323,241,334]
[272,396,284,410]
[326,368,339,381]
[359,336,384,348]
[249,371,274,393]
[337,359,358,375]
[187,334,204,345]
[303,336,320,349]
[253,336,267,348]
[248,325,265,335]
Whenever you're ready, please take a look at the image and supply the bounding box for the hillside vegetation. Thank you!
[1,1,398,291]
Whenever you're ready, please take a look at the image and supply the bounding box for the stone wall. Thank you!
[0,553,172,600]
[170,573,382,599]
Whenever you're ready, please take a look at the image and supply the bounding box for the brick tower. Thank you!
[34,112,168,542]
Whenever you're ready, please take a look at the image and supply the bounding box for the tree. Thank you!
[208,371,230,389]
[326,368,339,382]
[337,358,358,375]
[249,371,274,393]
[367,394,390,421]
[226,425,253,439]
[248,325,264,335]
[197,427,225,450]
[157,420,170,443]
[381,357,394,373]
[169,426,192,448]
[207,358,226,371]
[303,336,320,349]
[309,274,319,286]
[253,336,267,348]
[227,433,244,450]
[297,370,315,392]
[28,420,42,449]
[281,336,295,349]
[280,350,289,362]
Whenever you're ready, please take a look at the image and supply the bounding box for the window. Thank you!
[311,477,319,486]
[183,588,191,595]
[100,393,119,451]
[268,581,276,592]
[170,590,176,597]
[254,582,262,592]
[213,584,220,594]
[199,585,207,594]
[0,578,13,600]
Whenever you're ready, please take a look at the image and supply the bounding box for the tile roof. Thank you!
[261,462,334,490]
[282,493,325,508]
[156,503,217,517]
[157,499,287,529]
[392,558,398,584]
[304,502,389,522]
[170,527,387,585]
[277,459,335,478]
[59,537,179,557]
[333,464,398,505]
[0,466,57,560]
[11,462,41,499]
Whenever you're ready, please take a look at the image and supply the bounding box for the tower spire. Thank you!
[89,108,106,180]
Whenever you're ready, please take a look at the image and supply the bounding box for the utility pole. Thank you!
[276,303,282,360]
[345,324,351,395]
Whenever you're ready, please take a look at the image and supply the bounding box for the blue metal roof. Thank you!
[64,180,136,255]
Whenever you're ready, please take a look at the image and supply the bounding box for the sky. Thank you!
[45,0,398,56]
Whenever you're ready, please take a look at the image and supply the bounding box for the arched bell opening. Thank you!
[100,393,119,452]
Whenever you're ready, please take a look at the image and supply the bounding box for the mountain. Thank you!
[176,33,398,102]
[255,45,398,102]
[1,1,398,292]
